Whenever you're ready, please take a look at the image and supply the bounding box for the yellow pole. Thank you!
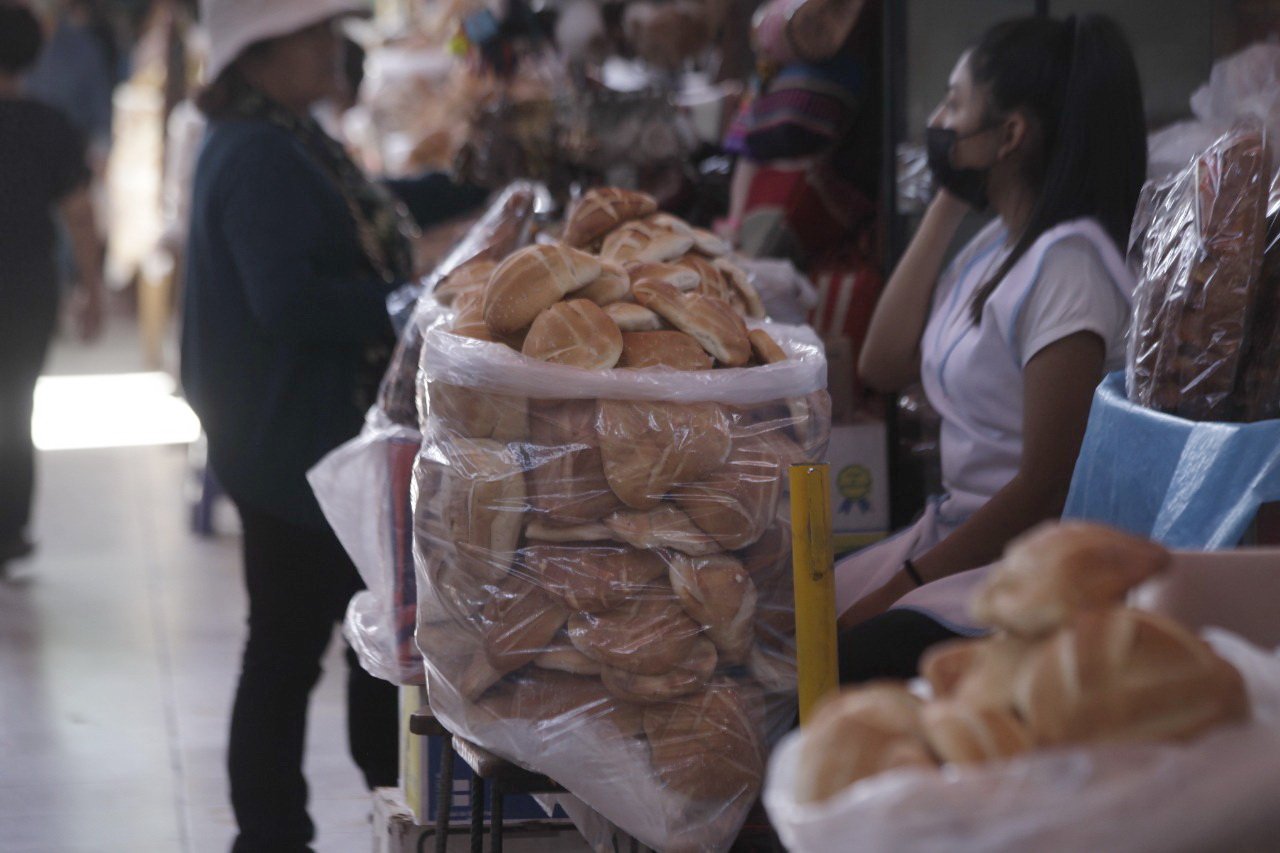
[789,463,838,725]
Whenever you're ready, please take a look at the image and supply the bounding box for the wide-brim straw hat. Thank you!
[201,0,369,84]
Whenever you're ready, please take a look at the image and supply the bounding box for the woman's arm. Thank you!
[857,191,968,392]
[59,186,104,341]
[838,330,1105,629]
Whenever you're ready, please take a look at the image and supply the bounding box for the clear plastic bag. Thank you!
[412,310,829,852]
[1126,125,1272,421]
[378,182,546,427]
[1233,173,1280,422]
[764,630,1280,853]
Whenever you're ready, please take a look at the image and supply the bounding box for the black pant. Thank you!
[0,295,57,546]
[229,504,398,853]
[838,608,963,684]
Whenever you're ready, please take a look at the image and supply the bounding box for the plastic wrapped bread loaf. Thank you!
[411,307,829,852]
[1232,176,1280,422]
[1127,127,1271,421]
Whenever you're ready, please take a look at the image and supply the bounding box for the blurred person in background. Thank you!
[0,1,104,568]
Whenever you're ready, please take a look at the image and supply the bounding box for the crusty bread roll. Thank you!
[567,588,703,675]
[450,293,504,343]
[604,301,664,332]
[618,330,714,370]
[920,635,1038,711]
[604,504,721,556]
[920,702,1034,765]
[440,438,527,583]
[624,260,700,291]
[570,259,631,305]
[481,575,570,672]
[526,398,623,524]
[972,522,1172,637]
[429,382,529,442]
[434,259,496,306]
[522,299,624,369]
[644,681,764,803]
[521,543,666,612]
[742,523,795,642]
[672,435,785,550]
[689,227,731,257]
[748,328,788,365]
[534,632,604,675]
[417,619,506,701]
[1013,607,1248,746]
[602,221,694,264]
[715,258,766,319]
[525,520,617,542]
[794,684,936,804]
[600,637,717,704]
[483,244,602,335]
[667,552,757,666]
[633,280,751,366]
[477,669,646,738]
[676,252,725,295]
[562,187,657,248]
[597,400,732,509]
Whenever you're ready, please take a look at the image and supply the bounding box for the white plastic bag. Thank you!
[764,630,1280,853]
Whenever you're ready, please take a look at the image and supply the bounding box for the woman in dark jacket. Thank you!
[183,2,413,849]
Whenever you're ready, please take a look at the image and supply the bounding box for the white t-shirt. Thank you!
[834,216,1135,628]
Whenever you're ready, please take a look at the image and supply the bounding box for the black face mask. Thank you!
[926,125,997,211]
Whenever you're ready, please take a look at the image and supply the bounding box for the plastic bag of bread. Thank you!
[411,297,829,851]
[1126,125,1272,421]
[309,420,425,684]
[377,182,546,428]
[1230,173,1280,422]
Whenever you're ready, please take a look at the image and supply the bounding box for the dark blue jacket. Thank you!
[181,118,396,529]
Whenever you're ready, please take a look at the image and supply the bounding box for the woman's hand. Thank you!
[836,565,918,632]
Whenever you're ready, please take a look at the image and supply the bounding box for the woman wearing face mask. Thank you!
[833,15,1147,681]
[182,1,414,849]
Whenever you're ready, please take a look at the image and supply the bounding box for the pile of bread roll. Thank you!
[795,523,1250,805]
[413,187,830,818]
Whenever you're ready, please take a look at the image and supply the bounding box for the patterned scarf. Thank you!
[230,89,418,285]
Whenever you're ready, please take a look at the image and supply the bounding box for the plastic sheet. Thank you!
[1234,173,1280,422]
[1064,373,1280,549]
[764,630,1280,853]
[310,419,424,684]
[379,182,545,426]
[1126,125,1271,421]
[413,314,829,852]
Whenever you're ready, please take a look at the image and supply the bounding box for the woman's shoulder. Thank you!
[204,118,300,161]
[1028,217,1125,265]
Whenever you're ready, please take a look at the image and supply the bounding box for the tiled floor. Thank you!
[0,319,373,852]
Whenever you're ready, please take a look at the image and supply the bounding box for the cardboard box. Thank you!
[823,421,890,553]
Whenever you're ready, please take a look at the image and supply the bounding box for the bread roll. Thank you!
[604,301,664,332]
[481,575,570,672]
[603,504,721,556]
[525,520,616,542]
[526,398,623,524]
[477,669,646,738]
[567,588,702,675]
[633,280,751,366]
[1014,607,1248,746]
[570,259,631,305]
[562,187,657,248]
[617,330,714,370]
[676,253,725,295]
[748,642,797,694]
[920,635,1037,711]
[522,299,624,369]
[672,434,785,550]
[484,244,602,335]
[742,523,795,642]
[921,702,1034,765]
[440,438,527,583]
[689,227,731,257]
[434,259,496,306]
[597,400,732,509]
[534,632,604,675]
[794,684,936,804]
[521,543,666,612]
[667,552,757,665]
[624,260,700,291]
[644,682,764,803]
[429,382,529,442]
[418,619,506,701]
[602,221,694,264]
[600,637,717,704]
[972,522,1172,637]
[450,293,503,343]
[748,329,788,365]
[715,258,766,319]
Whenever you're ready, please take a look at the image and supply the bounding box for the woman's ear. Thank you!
[996,111,1030,162]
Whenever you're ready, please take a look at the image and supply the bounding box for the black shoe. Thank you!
[0,537,35,562]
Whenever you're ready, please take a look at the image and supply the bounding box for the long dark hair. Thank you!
[194,41,273,119]
[968,14,1146,322]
